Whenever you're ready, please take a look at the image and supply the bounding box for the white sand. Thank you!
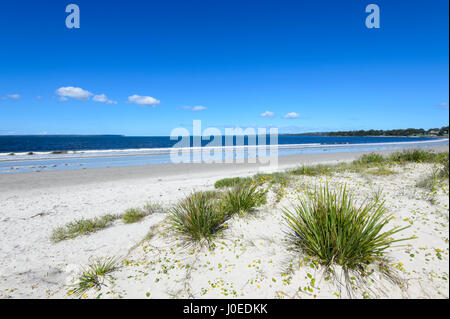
[0,145,448,299]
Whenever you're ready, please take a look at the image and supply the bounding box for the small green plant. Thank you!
[214,177,252,188]
[371,187,384,202]
[438,153,449,179]
[417,169,441,191]
[169,191,226,242]
[356,153,385,164]
[122,202,163,224]
[253,172,292,185]
[290,164,333,176]
[365,166,396,176]
[51,214,120,242]
[142,202,164,214]
[283,183,411,269]
[122,208,148,224]
[70,257,120,297]
[388,149,446,164]
[222,184,266,216]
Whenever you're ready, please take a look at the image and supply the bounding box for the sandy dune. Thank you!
[0,145,448,298]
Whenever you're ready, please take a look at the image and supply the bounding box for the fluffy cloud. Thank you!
[260,110,275,118]
[56,87,93,101]
[93,94,117,104]
[128,95,160,107]
[283,112,300,119]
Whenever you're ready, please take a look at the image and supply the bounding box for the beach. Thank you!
[0,144,448,299]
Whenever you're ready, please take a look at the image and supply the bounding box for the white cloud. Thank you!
[56,87,93,101]
[93,94,117,104]
[260,110,275,118]
[438,102,449,109]
[192,106,207,111]
[283,112,300,119]
[184,105,207,111]
[36,96,42,100]
[7,94,20,99]
[128,94,160,107]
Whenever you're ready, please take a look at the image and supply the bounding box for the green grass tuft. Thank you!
[169,191,226,242]
[356,153,385,164]
[439,153,449,179]
[51,214,120,242]
[290,164,333,176]
[214,177,252,189]
[122,208,148,224]
[365,166,396,176]
[283,183,411,269]
[253,172,293,185]
[222,184,267,216]
[70,257,120,297]
[388,149,447,164]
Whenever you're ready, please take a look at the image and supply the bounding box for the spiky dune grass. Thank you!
[68,257,121,298]
[283,184,412,270]
[51,202,162,242]
[169,184,267,242]
[169,191,227,242]
[51,214,121,242]
[214,177,252,189]
[122,203,163,224]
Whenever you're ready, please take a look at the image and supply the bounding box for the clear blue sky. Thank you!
[0,0,448,136]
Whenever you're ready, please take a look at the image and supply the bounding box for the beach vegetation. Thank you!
[388,149,447,164]
[51,214,121,242]
[122,202,163,224]
[438,153,449,179]
[355,153,385,164]
[290,164,334,176]
[253,172,292,185]
[365,166,396,176]
[122,208,149,224]
[70,257,120,297]
[283,183,411,269]
[214,177,252,188]
[169,191,227,242]
[416,169,441,192]
[222,183,267,216]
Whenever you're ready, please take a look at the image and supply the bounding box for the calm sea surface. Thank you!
[0,135,444,153]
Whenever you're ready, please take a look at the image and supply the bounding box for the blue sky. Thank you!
[0,0,448,136]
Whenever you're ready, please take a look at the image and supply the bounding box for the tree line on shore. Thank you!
[283,126,449,137]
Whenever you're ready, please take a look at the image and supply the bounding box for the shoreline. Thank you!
[0,144,448,192]
[1,137,447,158]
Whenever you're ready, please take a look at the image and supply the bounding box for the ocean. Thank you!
[0,135,444,153]
[0,135,447,174]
